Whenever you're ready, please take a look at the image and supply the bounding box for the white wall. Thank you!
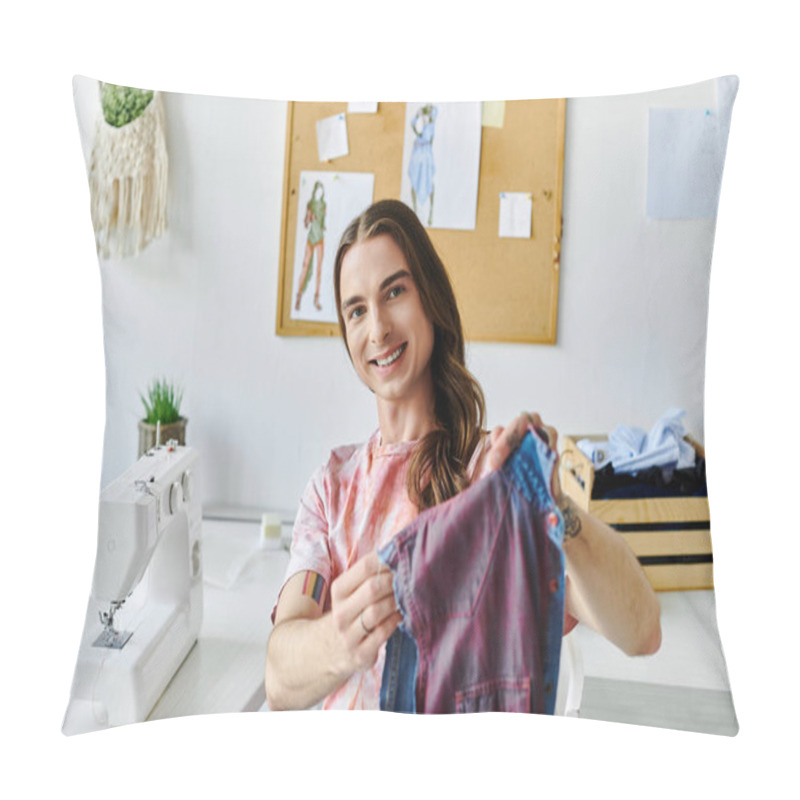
[73,76,729,514]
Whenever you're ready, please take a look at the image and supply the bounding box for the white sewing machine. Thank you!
[62,443,202,735]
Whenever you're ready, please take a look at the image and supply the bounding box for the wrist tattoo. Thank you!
[560,497,582,539]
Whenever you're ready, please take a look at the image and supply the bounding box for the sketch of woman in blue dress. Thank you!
[408,104,438,226]
[295,180,327,312]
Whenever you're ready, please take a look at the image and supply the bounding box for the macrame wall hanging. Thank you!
[89,83,168,259]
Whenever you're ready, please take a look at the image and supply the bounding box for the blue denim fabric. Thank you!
[378,428,565,714]
[379,623,418,713]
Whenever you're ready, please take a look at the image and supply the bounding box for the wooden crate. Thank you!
[559,434,713,592]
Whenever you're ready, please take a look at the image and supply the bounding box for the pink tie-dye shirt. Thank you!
[276,428,493,710]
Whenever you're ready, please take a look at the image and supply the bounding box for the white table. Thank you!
[574,590,738,734]
[148,519,289,721]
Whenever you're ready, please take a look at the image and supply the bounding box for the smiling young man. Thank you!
[339,233,436,442]
[264,199,660,712]
[265,201,494,710]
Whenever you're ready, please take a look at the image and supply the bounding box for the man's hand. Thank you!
[267,550,403,711]
[481,412,661,657]
[329,550,402,674]
[485,411,564,504]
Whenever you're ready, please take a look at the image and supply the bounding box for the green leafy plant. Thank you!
[140,379,183,425]
[101,84,154,128]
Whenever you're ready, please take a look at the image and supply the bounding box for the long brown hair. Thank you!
[333,199,486,510]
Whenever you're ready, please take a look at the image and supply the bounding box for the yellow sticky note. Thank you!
[482,101,506,128]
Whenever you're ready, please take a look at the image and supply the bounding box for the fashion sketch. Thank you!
[295,181,327,311]
[407,105,438,226]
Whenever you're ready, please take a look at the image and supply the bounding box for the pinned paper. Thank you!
[347,102,378,114]
[316,113,349,161]
[646,107,725,218]
[498,192,532,238]
[482,101,506,128]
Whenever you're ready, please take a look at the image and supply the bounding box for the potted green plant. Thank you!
[137,378,187,456]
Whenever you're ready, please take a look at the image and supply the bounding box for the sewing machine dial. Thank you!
[181,469,194,502]
[169,480,184,514]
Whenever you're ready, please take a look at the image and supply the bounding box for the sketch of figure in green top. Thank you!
[295,181,327,311]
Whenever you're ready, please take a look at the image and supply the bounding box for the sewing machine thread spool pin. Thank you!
[134,477,156,496]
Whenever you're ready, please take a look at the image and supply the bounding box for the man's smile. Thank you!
[370,343,407,367]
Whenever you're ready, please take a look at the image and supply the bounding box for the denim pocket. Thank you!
[454,677,531,713]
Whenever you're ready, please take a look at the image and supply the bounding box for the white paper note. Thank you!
[316,113,349,161]
[482,101,506,128]
[498,192,532,238]
[347,102,378,114]
[647,107,725,219]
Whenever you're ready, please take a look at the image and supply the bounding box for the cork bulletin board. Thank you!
[276,100,566,343]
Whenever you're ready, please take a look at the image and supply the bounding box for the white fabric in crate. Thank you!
[577,408,696,475]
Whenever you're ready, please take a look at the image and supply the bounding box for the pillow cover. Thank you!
[63,75,738,736]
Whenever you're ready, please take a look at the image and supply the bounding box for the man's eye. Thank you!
[350,306,365,319]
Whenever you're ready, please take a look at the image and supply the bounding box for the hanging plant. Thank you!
[89,81,168,259]
[101,84,154,128]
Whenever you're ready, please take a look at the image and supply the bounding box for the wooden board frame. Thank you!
[276,100,566,342]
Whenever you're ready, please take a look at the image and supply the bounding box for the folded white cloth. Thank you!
[577,408,695,475]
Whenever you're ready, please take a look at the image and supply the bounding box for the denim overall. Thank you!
[378,427,566,714]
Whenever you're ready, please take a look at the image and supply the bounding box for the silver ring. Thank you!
[360,611,372,636]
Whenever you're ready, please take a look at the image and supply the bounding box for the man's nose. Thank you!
[369,306,391,345]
